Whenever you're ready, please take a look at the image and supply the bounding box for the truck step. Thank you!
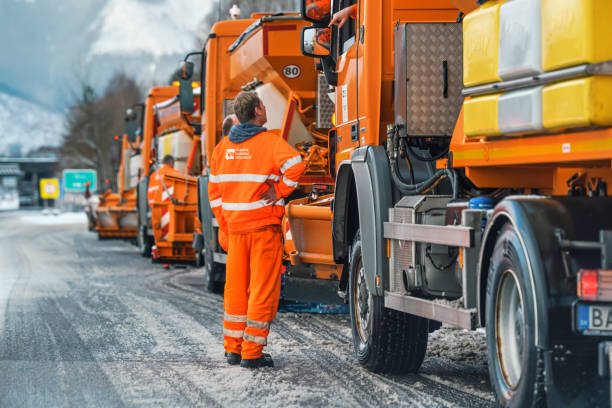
[384,291,477,330]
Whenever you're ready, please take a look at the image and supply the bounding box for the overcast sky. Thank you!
[0,0,212,111]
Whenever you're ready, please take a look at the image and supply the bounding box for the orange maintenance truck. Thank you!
[298,0,612,406]
[184,14,339,299]
[172,17,254,289]
[95,116,141,240]
[135,85,183,257]
[147,83,201,264]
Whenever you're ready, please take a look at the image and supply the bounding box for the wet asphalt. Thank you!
[0,211,494,407]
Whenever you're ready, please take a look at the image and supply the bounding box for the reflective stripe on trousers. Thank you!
[223,328,244,338]
[243,332,267,346]
[224,312,247,322]
[223,227,282,358]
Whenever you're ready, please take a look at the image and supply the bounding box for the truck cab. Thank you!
[300,0,612,406]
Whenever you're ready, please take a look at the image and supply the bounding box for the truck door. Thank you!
[334,0,359,155]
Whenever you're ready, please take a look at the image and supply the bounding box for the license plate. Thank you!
[576,303,612,334]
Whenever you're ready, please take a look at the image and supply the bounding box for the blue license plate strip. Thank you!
[575,303,612,336]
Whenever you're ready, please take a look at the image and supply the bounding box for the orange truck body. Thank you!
[95,134,139,239]
[149,18,254,267]
[226,14,340,286]
[190,14,341,300]
[295,0,612,405]
[135,85,183,257]
[149,93,202,263]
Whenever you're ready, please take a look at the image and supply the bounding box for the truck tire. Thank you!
[137,225,152,257]
[195,249,204,268]
[486,222,544,407]
[204,247,225,294]
[348,231,429,374]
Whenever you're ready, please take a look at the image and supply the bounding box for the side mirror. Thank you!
[125,108,138,142]
[125,108,137,121]
[300,26,331,58]
[179,79,195,114]
[301,0,331,25]
[180,61,194,80]
[178,60,195,113]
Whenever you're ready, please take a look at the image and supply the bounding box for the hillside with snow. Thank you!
[0,92,65,156]
[0,0,212,110]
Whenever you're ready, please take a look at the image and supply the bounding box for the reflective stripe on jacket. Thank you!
[208,131,306,234]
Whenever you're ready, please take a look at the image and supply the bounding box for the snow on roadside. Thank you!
[19,211,86,226]
[428,324,488,368]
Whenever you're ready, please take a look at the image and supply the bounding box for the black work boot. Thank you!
[240,353,274,369]
[224,352,241,365]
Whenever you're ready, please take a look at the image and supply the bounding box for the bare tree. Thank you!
[60,73,142,192]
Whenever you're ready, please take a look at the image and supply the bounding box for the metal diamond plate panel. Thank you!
[404,23,463,136]
[317,74,335,129]
[389,207,415,294]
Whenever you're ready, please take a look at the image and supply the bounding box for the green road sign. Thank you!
[62,169,97,192]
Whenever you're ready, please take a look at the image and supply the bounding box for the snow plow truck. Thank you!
[296,0,612,406]
[178,13,340,303]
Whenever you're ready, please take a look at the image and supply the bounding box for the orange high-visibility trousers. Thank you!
[223,225,282,359]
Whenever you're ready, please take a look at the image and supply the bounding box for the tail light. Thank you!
[578,269,612,301]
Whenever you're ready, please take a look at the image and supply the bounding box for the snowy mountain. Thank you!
[0,0,212,110]
[0,91,65,156]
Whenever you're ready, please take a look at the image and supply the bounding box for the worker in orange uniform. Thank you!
[147,155,180,206]
[208,91,305,368]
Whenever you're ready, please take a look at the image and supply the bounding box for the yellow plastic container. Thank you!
[542,0,612,71]
[463,1,505,87]
[542,76,612,129]
[464,94,502,137]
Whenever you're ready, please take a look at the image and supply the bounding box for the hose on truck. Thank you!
[387,125,458,199]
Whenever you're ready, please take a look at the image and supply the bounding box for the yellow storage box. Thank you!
[542,0,612,71]
[464,94,502,137]
[463,1,505,87]
[543,76,612,129]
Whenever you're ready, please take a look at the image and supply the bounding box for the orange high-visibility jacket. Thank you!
[306,0,331,19]
[147,164,180,205]
[208,131,306,234]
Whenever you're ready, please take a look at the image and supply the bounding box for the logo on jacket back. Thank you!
[225,148,251,160]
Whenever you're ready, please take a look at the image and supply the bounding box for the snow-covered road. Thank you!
[0,211,495,407]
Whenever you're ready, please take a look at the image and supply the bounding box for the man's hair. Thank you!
[233,91,261,124]
[162,155,174,166]
[222,115,236,136]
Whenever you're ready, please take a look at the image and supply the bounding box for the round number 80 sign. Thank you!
[283,65,301,79]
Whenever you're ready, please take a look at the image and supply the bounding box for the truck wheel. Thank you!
[195,249,204,268]
[204,247,225,294]
[137,225,152,257]
[486,223,543,407]
[348,231,429,374]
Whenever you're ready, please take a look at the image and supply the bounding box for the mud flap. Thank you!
[350,146,392,296]
[279,275,348,314]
